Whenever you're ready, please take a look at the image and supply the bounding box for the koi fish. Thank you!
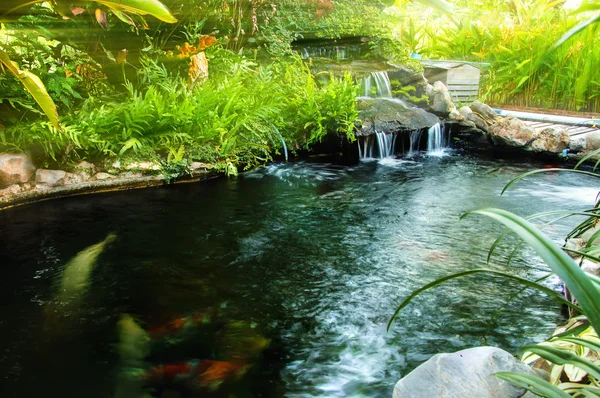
[58,233,116,304]
[144,359,247,388]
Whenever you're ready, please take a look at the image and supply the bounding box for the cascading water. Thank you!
[408,130,423,156]
[362,71,392,98]
[358,131,397,160]
[426,123,447,156]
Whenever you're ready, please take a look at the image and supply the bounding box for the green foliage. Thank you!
[397,0,600,112]
[389,163,600,397]
[1,49,359,172]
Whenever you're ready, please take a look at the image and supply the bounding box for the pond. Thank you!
[0,153,595,398]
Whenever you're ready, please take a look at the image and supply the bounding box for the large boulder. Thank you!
[35,169,66,187]
[489,117,537,147]
[570,135,587,153]
[357,98,439,136]
[470,101,499,123]
[459,106,491,133]
[388,66,430,107]
[393,346,541,398]
[426,81,457,117]
[0,153,35,187]
[586,131,600,151]
[529,126,570,153]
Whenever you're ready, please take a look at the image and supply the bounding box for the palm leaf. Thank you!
[0,49,60,131]
[501,169,600,195]
[464,209,600,336]
[520,344,600,379]
[6,0,177,23]
[387,268,580,331]
[494,372,571,398]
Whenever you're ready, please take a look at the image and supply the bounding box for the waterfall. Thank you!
[358,132,396,159]
[426,123,446,156]
[363,71,392,98]
[408,130,423,156]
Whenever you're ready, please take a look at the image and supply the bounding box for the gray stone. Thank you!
[191,162,210,170]
[75,161,96,174]
[582,259,600,278]
[125,161,161,171]
[387,66,430,107]
[586,131,600,151]
[529,126,570,153]
[426,81,457,117]
[489,117,537,147]
[65,171,89,185]
[35,169,66,187]
[393,346,541,398]
[570,136,586,153]
[470,101,499,122]
[94,172,114,181]
[0,153,35,187]
[357,98,439,136]
[565,238,585,258]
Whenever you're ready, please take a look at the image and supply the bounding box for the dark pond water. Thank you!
[0,153,596,397]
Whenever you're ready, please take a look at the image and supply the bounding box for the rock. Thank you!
[426,81,457,117]
[357,98,439,136]
[393,346,542,398]
[0,153,35,187]
[529,126,570,153]
[582,259,600,278]
[586,131,600,151]
[35,169,66,187]
[65,171,89,185]
[112,160,121,169]
[470,101,499,122]
[565,238,585,258]
[94,172,114,181]
[489,117,537,148]
[569,136,587,153]
[125,161,161,171]
[75,161,96,174]
[388,66,430,107]
[459,106,491,133]
[191,162,210,170]
[119,171,143,179]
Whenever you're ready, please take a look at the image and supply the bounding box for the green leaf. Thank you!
[520,344,600,380]
[494,372,571,398]
[387,268,580,331]
[558,336,600,354]
[0,49,60,131]
[554,15,600,49]
[5,0,177,23]
[464,209,600,336]
[501,169,600,195]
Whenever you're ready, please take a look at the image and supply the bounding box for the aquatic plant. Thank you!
[389,161,600,396]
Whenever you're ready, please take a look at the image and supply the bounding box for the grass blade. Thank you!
[463,208,600,336]
[387,268,580,331]
[494,372,571,398]
[520,344,600,379]
[501,169,600,195]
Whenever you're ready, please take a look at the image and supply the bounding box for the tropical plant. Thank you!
[389,161,600,396]
[0,0,177,129]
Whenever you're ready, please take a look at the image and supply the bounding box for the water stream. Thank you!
[0,155,595,397]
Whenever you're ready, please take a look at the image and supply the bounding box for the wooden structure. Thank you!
[422,61,482,103]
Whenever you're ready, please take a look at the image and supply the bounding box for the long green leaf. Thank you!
[0,49,60,131]
[501,169,600,195]
[575,148,600,171]
[465,209,600,335]
[387,268,580,331]
[6,0,177,23]
[559,337,600,354]
[554,14,600,49]
[494,372,571,398]
[520,344,600,380]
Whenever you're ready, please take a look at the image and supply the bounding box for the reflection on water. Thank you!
[0,154,595,397]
